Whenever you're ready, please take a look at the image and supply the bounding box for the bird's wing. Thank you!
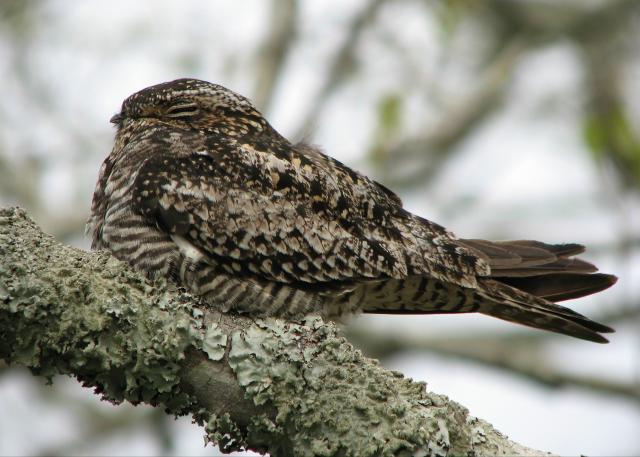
[131,142,486,287]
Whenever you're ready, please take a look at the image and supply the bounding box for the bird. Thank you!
[87,78,617,343]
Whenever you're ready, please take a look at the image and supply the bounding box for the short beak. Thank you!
[110,112,123,124]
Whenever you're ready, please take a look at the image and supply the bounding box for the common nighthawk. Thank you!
[87,78,617,342]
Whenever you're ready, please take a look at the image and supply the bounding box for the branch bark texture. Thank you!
[0,207,549,456]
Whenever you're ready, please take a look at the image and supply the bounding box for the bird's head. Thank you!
[110,78,268,134]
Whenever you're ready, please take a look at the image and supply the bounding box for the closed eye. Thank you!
[166,102,199,119]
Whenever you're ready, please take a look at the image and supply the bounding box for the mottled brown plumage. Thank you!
[88,78,617,342]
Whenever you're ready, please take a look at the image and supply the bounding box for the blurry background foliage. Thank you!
[0,0,638,456]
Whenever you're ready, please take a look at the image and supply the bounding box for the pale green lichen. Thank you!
[204,412,245,453]
[227,316,457,456]
[223,315,550,457]
[0,207,201,414]
[202,323,228,361]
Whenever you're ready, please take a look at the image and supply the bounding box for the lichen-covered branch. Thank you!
[0,207,549,456]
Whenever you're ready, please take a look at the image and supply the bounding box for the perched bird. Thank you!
[88,78,617,343]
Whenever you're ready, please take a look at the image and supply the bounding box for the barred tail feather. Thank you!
[460,239,616,342]
[476,278,615,343]
[361,239,616,343]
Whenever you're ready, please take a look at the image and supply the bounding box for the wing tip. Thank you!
[479,278,616,344]
[573,317,614,343]
[581,332,610,344]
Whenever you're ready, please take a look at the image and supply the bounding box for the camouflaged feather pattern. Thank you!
[88,78,616,342]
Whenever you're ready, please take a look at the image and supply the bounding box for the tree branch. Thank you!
[380,32,529,189]
[0,207,549,456]
[295,0,389,139]
[253,0,298,114]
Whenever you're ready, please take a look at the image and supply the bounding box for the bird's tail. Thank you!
[474,277,615,343]
[361,239,617,343]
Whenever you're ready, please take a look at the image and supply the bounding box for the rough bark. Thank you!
[0,207,550,457]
